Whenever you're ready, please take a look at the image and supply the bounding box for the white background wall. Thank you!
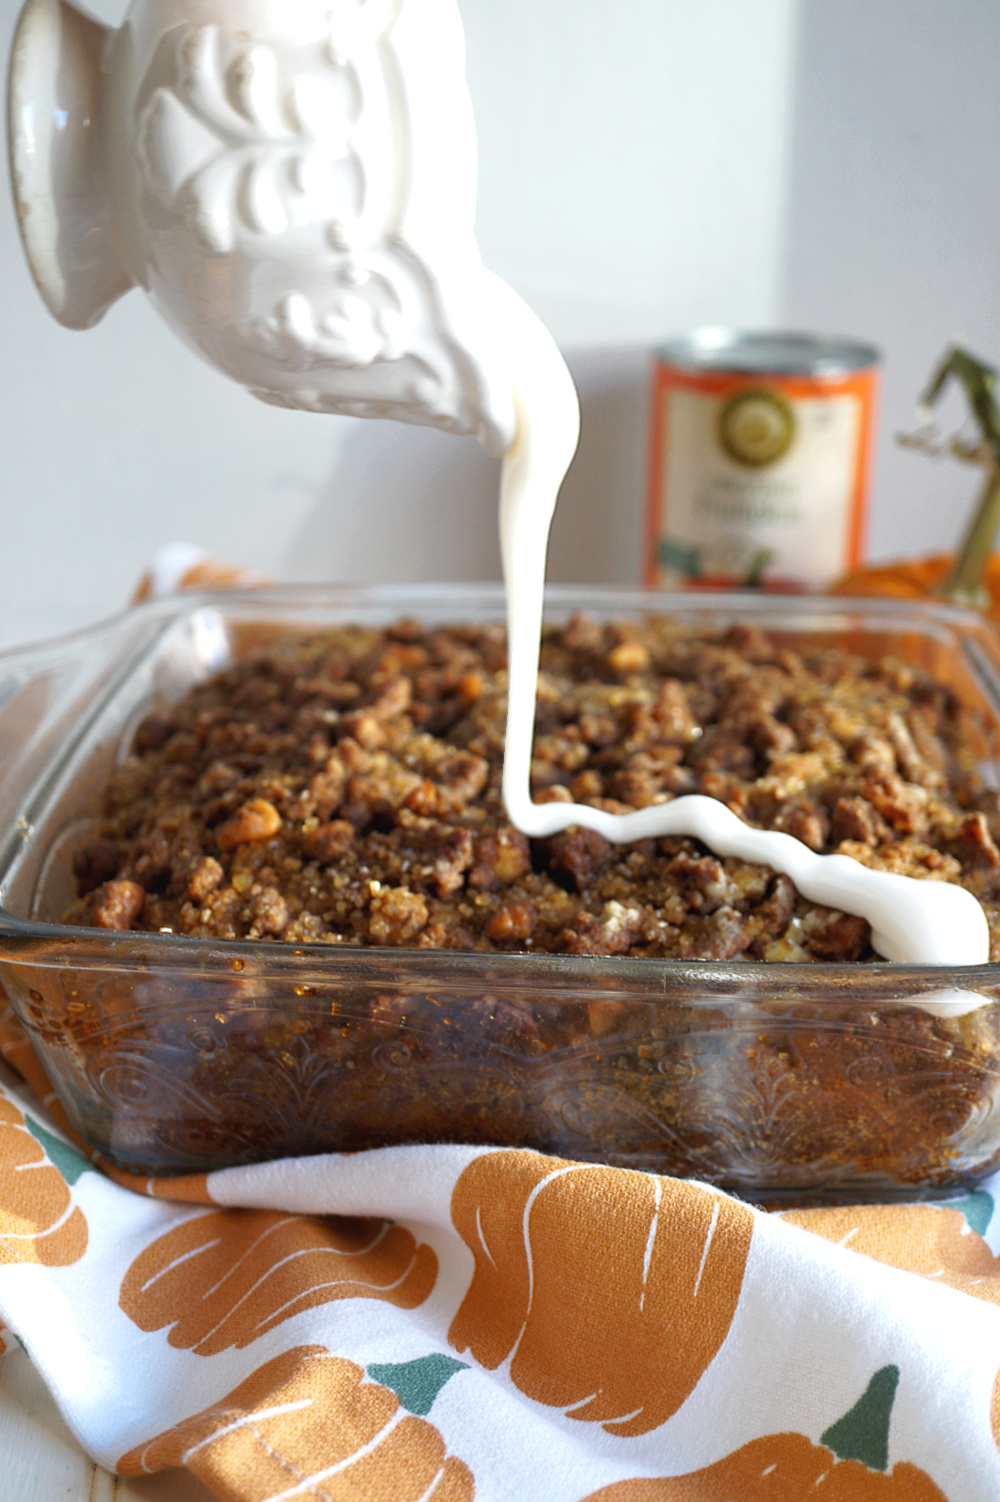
[2,0,1000,648]
[784,0,1000,563]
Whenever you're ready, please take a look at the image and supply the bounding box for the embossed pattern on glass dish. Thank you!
[7,948,1000,1198]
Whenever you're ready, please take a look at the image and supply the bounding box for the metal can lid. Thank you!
[658,329,882,377]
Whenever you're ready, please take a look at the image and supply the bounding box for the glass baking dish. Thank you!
[2,584,1000,1204]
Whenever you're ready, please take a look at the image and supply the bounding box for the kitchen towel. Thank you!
[1,1001,999,1502]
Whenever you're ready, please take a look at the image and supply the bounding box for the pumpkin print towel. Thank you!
[2,1008,1000,1502]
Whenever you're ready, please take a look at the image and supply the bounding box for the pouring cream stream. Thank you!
[489,276,990,973]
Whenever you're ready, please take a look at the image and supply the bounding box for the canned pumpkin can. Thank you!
[645,331,881,591]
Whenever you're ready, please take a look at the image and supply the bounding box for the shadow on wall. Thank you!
[283,347,651,586]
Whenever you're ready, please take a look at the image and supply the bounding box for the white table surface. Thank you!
[0,1345,215,1501]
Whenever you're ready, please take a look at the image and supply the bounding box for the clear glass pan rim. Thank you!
[0,581,996,662]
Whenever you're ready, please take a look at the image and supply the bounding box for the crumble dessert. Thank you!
[66,615,1000,963]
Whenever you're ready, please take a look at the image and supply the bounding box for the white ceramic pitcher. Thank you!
[7,0,515,451]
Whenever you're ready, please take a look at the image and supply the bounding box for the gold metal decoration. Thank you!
[898,345,1000,608]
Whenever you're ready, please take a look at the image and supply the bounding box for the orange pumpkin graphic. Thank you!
[582,1433,947,1500]
[583,1367,948,1500]
[120,1210,437,1354]
[0,1096,87,1266]
[118,1344,473,1501]
[448,1151,753,1436]
[782,1204,1000,1306]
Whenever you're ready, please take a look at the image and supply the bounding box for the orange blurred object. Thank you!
[831,553,1000,621]
[132,544,270,603]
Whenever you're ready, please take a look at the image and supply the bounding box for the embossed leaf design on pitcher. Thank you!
[140,25,364,253]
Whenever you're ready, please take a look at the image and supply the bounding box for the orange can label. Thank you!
[645,347,880,591]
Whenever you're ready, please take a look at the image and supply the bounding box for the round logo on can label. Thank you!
[718,387,796,467]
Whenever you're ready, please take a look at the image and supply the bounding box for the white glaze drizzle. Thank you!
[487,275,990,972]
